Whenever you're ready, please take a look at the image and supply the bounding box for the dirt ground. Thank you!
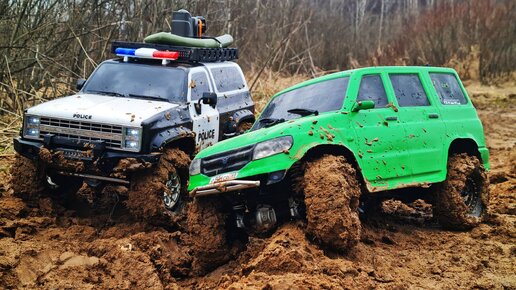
[0,83,514,289]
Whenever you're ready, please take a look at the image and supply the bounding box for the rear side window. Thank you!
[357,75,388,107]
[210,66,246,93]
[190,72,210,101]
[389,74,430,107]
[430,73,467,105]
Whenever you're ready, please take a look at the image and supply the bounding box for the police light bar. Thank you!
[115,47,179,61]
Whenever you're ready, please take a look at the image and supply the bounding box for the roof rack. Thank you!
[111,41,238,63]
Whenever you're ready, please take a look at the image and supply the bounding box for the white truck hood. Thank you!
[26,93,178,126]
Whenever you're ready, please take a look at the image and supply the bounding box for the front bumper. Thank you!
[189,180,260,197]
[14,137,161,172]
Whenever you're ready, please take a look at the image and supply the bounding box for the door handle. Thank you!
[385,116,398,121]
[428,113,439,119]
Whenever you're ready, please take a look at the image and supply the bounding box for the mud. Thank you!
[0,83,515,289]
[9,154,46,197]
[302,155,362,251]
[434,154,490,229]
[186,196,231,275]
[39,148,86,172]
[125,148,190,226]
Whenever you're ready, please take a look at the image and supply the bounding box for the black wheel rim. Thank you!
[461,172,482,217]
[163,171,181,211]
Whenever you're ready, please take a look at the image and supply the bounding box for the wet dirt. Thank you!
[0,83,515,289]
[302,154,362,251]
[125,148,190,226]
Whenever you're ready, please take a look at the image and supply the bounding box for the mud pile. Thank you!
[0,83,514,289]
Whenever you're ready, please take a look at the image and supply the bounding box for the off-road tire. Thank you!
[302,154,362,251]
[10,154,46,199]
[126,148,191,227]
[187,196,229,275]
[433,153,489,230]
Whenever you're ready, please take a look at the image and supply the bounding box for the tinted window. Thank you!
[190,72,210,101]
[210,66,246,93]
[83,62,187,103]
[389,74,430,107]
[430,73,467,105]
[254,77,349,130]
[357,75,388,107]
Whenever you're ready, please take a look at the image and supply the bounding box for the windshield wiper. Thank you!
[85,90,125,97]
[287,108,319,117]
[126,93,164,102]
[259,118,286,128]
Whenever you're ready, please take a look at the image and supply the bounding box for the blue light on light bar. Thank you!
[115,47,136,56]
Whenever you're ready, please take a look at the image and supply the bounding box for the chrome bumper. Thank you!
[189,180,260,197]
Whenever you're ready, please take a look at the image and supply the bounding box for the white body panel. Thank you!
[26,94,177,126]
[188,67,219,150]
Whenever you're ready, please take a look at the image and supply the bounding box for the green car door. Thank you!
[347,72,412,190]
[387,71,446,182]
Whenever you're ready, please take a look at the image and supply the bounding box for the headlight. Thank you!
[189,158,201,175]
[23,115,40,139]
[253,136,293,160]
[122,127,142,151]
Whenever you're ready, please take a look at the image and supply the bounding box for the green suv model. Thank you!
[186,66,490,261]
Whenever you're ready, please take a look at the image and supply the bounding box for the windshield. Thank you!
[253,77,349,130]
[82,62,187,103]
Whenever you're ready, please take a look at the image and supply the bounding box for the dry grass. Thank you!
[246,69,310,113]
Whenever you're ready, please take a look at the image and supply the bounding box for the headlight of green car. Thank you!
[252,136,293,160]
[189,158,201,175]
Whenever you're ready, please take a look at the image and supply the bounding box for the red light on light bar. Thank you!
[152,51,179,60]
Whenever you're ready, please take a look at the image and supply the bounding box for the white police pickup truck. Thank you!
[12,41,255,223]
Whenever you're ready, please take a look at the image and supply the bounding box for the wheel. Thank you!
[125,148,191,226]
[433,153,489,230]
[186,196,229,274]
[10,154,46,199]
[301,154,362,251]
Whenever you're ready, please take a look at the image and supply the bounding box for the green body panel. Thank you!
[189,66,489,192]
[144,32,234,48]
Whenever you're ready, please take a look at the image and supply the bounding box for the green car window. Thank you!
[389,74,430,107]
[254,77,349,130]
[430,73,467,105]
[357,75,388,107]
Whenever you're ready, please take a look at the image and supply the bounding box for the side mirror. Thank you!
[351,100,375,112]
[76,78,86,90]
[201,92,218,107]
[194,92,218,114]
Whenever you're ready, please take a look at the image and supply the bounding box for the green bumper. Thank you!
[188,151,294,191]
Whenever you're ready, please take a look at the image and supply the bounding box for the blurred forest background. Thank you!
[0,0,515,117]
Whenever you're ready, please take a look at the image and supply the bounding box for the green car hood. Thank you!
[195,118,309,159]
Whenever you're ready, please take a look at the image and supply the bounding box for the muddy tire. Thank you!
[126,148,191,227]
[10,154,46,199]
[433,153,489,230]
[302,154,362,251]
[187,196,229,274]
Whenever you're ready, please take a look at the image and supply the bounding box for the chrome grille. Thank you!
[39,117,123,149]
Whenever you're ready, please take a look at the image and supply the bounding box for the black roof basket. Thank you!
[111,41,238,63]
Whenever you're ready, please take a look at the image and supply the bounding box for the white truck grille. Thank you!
[39,117,123,149]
